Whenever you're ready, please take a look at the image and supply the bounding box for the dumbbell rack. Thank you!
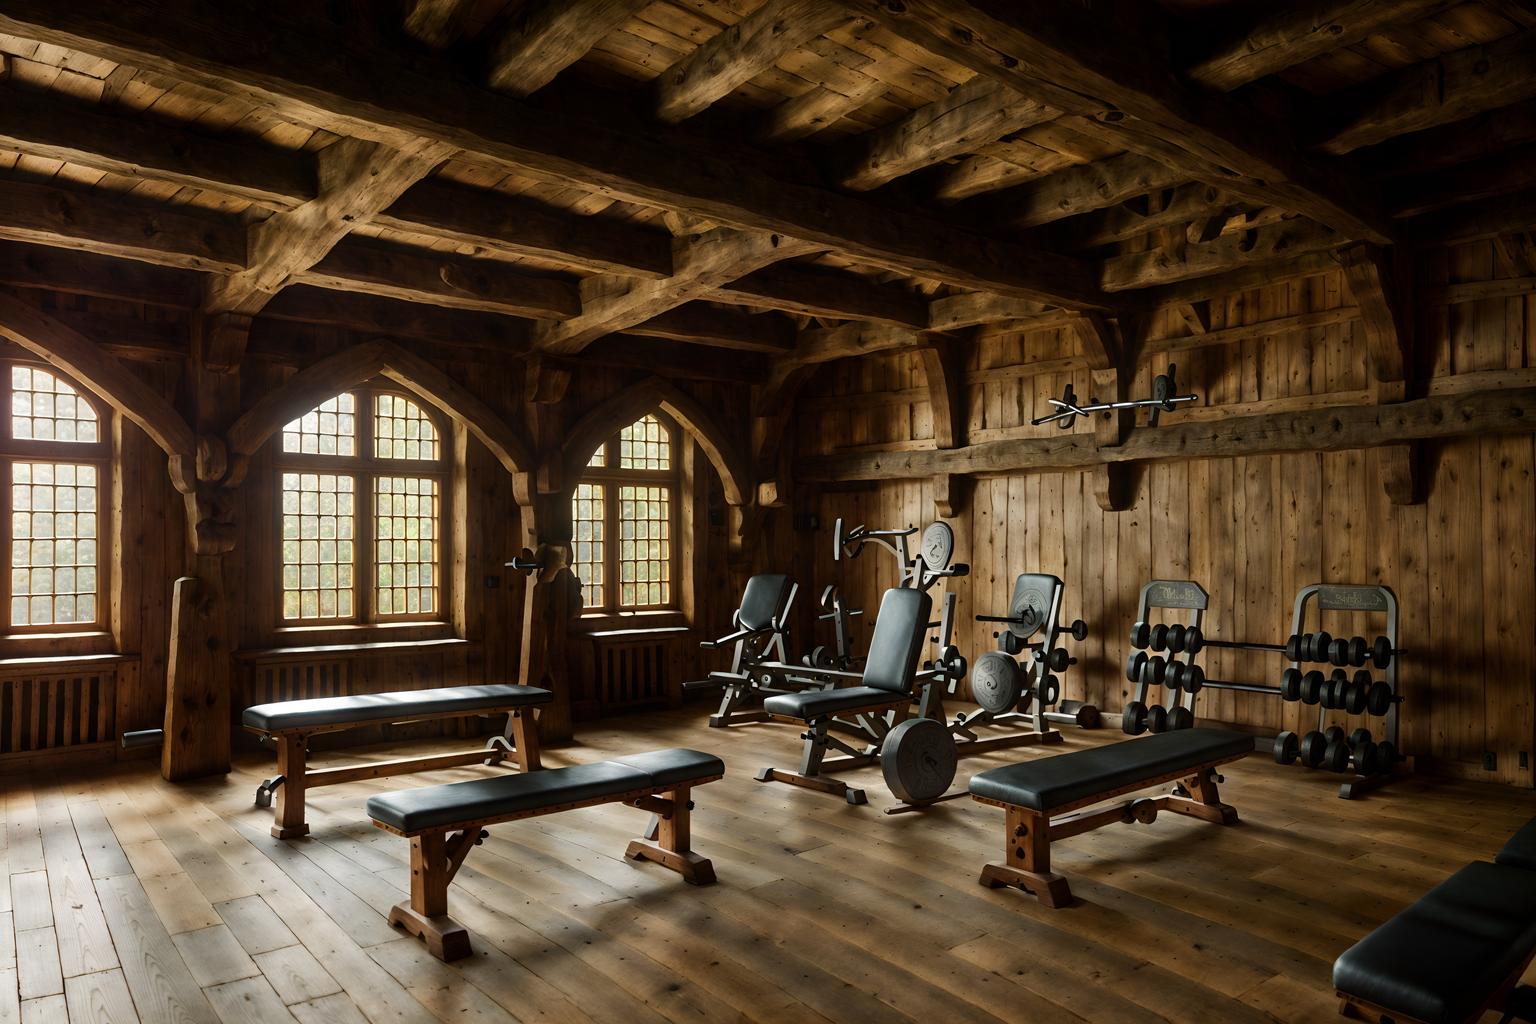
[1121,580,1211,735]
[1286,583,1407,800]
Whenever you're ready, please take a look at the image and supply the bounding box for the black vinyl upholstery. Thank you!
[1333,861,1536,1024]
[1497,815,1536,872]
[968,728,1254,813]
[762,685,911,721]
[367,747,723,834]
[857,588,932,694]
[243,683,553,734]
[737,573,791,632]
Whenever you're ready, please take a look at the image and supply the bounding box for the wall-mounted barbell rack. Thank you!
[1031,363,1200,429]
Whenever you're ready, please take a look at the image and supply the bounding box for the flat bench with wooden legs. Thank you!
[969,728,1253,907]
[243,683,551,838]
[366,747,723,962]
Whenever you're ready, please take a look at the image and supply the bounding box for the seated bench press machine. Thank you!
[367,747,723,962]
[243,683,551,837]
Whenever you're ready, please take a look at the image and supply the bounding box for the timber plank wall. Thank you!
[797,242,1536,787]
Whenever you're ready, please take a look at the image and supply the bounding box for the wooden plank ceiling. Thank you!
[0,0,1531,379]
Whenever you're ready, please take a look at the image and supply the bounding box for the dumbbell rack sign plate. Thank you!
[1288,584,1408,800]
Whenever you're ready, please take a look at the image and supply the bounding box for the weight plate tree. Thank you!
[969,571,1096,741]
[881,718,959,807]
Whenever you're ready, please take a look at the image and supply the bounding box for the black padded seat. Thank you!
[243,684,553,733]
[1334,861,1536,1024]
[367,748,722,834]
[969,728,1254,812]
[763,685,911,720]
[1497,815,1536,872]
[738,573,791,632]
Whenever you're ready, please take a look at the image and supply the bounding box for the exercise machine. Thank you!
[803,584,864,673]
[684,573,823,728]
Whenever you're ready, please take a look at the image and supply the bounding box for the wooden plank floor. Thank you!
[2,707,1535,1023]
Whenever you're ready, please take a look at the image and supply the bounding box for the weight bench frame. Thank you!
[973,750,1244,907]
[247,704,542,839]
[757,698,911,804]
[1336,970,1536,1024]
[371,774,721,961]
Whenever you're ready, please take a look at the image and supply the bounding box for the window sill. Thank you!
[236,636,472,661]
[578,610,689,633]
[0,631,117,660]
[0,650,135,669]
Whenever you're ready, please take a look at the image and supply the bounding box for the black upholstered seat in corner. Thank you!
[763,685,911,720]
[243,683,553,733]
[1497,815,1536,872]
[1334,861,1536,1024]
[969,728,1255,813]
[366,747,723,834]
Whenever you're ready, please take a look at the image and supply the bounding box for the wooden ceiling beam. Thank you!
[534,230,822,355]
[927,291,1056,330]
[1183,0,1454,92]
[1387,142,1536,218]
[1046,183,1235,250]
[627,303,796,353]
[844,0,1394,244]
[1101,219,1342,291]
[262,286,529,352]
[786,321,936,367]
[655,0,851,124]
[0,242,203,308]
[585,335,770,381]
[485,0,652,96]
[205,138,453,317]
[1317,27,1536,154]
[1360,99,1536,179]
[836,78,1053,191]
[714,264,930,328]
[0,0,1108,309]
[968,153,1186,229]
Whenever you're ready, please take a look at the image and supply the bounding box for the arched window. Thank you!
[277,386,445,623]
[2,364,106,629]
[572,413,676,612]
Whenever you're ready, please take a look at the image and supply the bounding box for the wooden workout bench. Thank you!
[969,728,1253,906]
[243,683,551,837]
[367,747,723,961]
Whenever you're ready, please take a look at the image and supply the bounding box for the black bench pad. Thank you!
[243,684,553,733]
[969,728,1253,813]
[1334,861,1536,1024]
[763,685,908,720]
[367,748,723,834]
[1497,815,1536,872]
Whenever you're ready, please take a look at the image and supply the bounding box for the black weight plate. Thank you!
[1375,740,1397,774]
[1070,619,1088,642]
[1325,725,1346,744]
[1009,584,1048,640]
[1183,664,1204,694]
[1313,630,1332,662]
[1141,656,1164,688]
[1039,674,1061,706]
[1372,636,1394,670]
[1366,680,1393,717]
[972,651,1025,715]
[1150,623,1169,652]
[1348,728,1373,748]
[1166,625,1186,653]
[1000,632,1025,656]
[1299,731,1327,768]
[1331,638,1351,667]
[920,521,955,574]
[1169,706,1194,731]
[881,718,958,805]
[1344,680,1367,716]
[1324,737,1351,773]
[1300,670,1324,705]
[1300,633,1317,661]
[1164,661,1184,691]
[1285,634,1303,662]
[1349,636,1368,668]
[1129,620,1150,650]
[1274,730,1299,765]
[1353,740,1378,776]
[1147,705,1169,734]
[1046,647,1070,673]
[1279,668,1302,702]
[1185,625,1203,655]
[1122,700,1149,736]
[1126,651,1148,684]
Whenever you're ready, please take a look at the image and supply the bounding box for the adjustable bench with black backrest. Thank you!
[969,728,1253,906]
[243,683,551,838]
[367,747,723,962]
[685,572,818,728]
[1333,814,1536,1024]
[755,586,932,804]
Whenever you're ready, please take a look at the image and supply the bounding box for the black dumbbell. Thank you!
[1344,671,1371,715]
[1184,625,1205,655]
[1303,630,1333,662]
[1366,680,1395,717]
[1150,623,1170,652]
[1169,705,1195,730]
[1274,730,1300,765]
[1069,619,1089,642]
[1129,621,1150,650]
[1279,668,1302,702]
[1299,670,1326,705]
[1043,647,1073,672]
[1165,624,1187,653]
[1147,705,1169,733]
[1182,663,1205,694]
[1123,700,1149,735]
[1323,670,1349,710]
[1353,740,1378,775]
[1348,728,1373,748]
[1284,633,1305,662]
[1164,661,1184,690]
[1323,731,1352,773]
[1141,656,1168,688]
[1375,740,1397,774]
[1299,730,1328,768]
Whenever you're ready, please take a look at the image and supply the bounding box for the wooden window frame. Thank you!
[0,361,111,641]
[576,413,680,618]
[274,383,450,629]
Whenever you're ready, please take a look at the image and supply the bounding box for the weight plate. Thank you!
[1375,740,1397,775]
[1046,647,1070,673]
[1150,623,1169,652]
[1039,674,1061,706]
[1147,704,1169,733]
[1331,638,1350,667]
[1169,706,1194,731]
[1126,650,1148,684]
[1000,632,1025,656]
[971,652,1025,714]
[1285,633,1303,662]
[1274,730,1299,765]
[1164,661,1185,691]
[806,645,833,669]
[1353,740,1378,776]
[1325,725,1346,745]
[1324,737,1351,773]
[1009,585,1048,640]
[920,522,955,574]
[1313,630,1332,662]
[1344,680,1367,716]
[1279,668,1302,702]
[1366,680,1393,717]
[1070,619,1088,642]
[1152,373,1171,404]
[1166,625,1186,653]
[1185,625,1204,655]
[1348,728,1373,748]
[881,718,958,805]
[1072,703,1101,728]
[1300,670,1324,705]
[1122,700,1149,736]
[1372,636,1394,670]
[1140,656,1161,688]
[1129,620,1150,650]
[1184,664,1205,694]
[1349,636,1368,668]
[1299,730,1327,768]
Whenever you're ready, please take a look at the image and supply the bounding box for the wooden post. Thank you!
[518,541,579,742]
[625,786,717,884]
[161,567,232,781]
[270,734,309,838]
[389,831,472,961]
